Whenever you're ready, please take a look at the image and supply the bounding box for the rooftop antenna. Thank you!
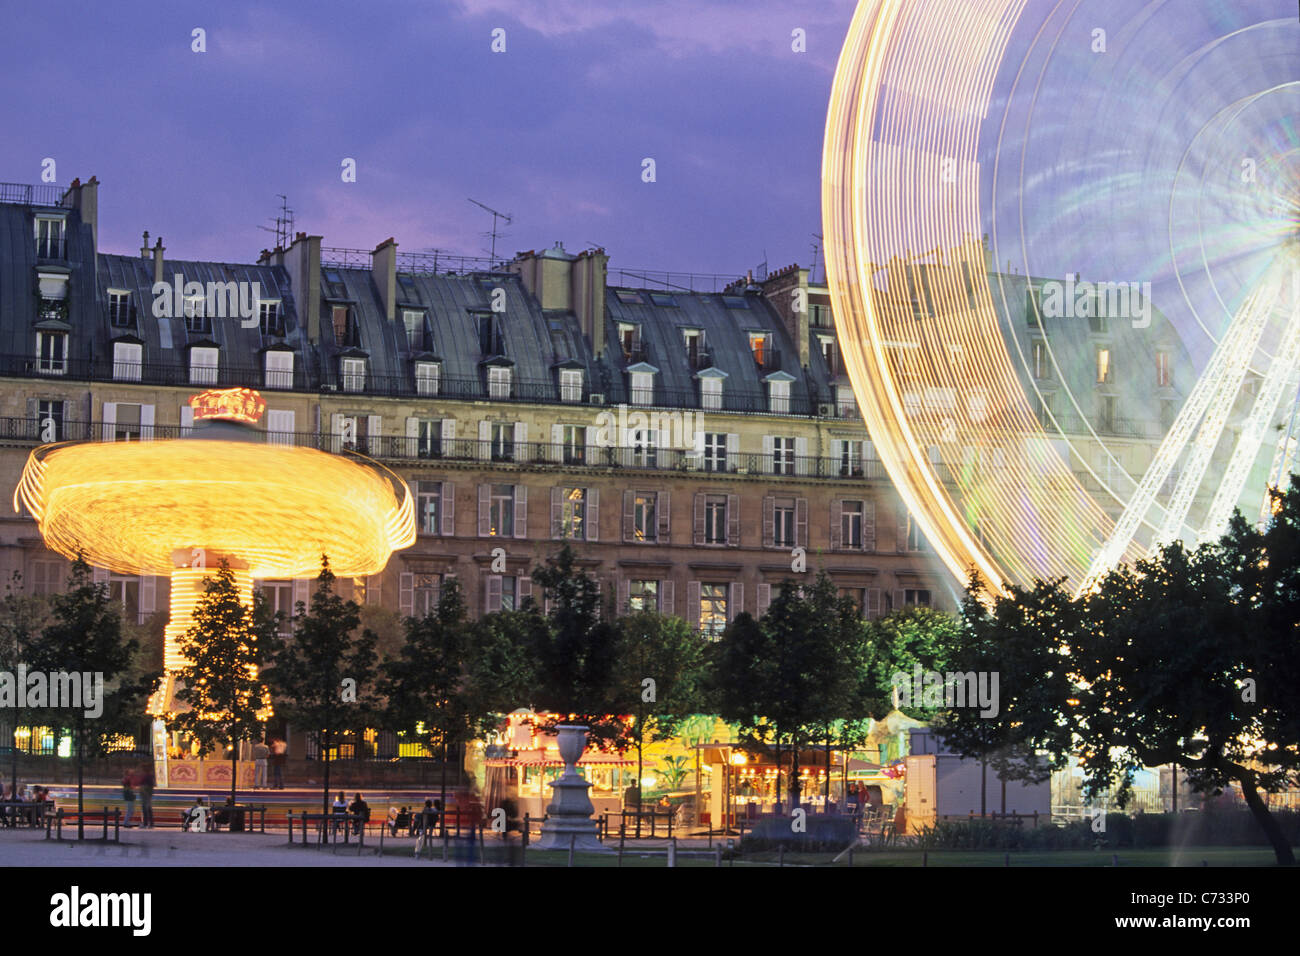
[810,233,823,284]
[257,194,294,249]
[467,198,512,262]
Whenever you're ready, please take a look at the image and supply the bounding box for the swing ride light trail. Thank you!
[13,388,416,714]
[823,0,1300,595]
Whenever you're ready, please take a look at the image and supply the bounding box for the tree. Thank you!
[265,557,379,815]
[864,604,962,720]
[382,577,481,825]
[0,571,49,798]
[714,574,868,810]
[172,561,267,806]
[940,484,1300,864]
[528,544,630,749]
[614,609,710,812]
[26,556,157,838]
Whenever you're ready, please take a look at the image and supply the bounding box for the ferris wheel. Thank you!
[823,0,1300,593]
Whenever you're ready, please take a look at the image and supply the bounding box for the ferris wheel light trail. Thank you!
[825,0,1300,594]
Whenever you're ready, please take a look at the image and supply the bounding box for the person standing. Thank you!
[122,769,137,827]
[138,763,155,829]
[252,739,269,789]
[269,737,287,789]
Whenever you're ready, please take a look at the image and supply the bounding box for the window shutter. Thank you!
[795,437,808,475]
[518,576,532,604]
[762,496,775,547]
[478,484,490,536]
[726,433,739,470]
[796,498,808,548]
[102,403,116,441]
[513,485,527,538]
[92,566,109,587]
[618,577,629,614]
[727,494,739,547]
[687,581,701,627]
[729,582,744,620]
[830,500,842,550]
[660,579,674,615]
[867,588,881,618]
[622,490,635,542]
[762,434,773,472]
[757,583,771,618]
[551,424,563,455]
[657,491,670,542]
[693,494,705,546]
[406,416,418,455]
[478,419,490,457]
[441,482,455,536]
[551,486,564,539]
[180,404,194,433]
[587,488,599,541]
[367,573,382,606]
[486,575,502,613]
[399,573,413,617]
[893,589,906,611]
[864,501,876,552]
[831,439,843,473]
[896,503,907,552]
[292,578,309,613]
[441,418,456,450]
[514,421,527,449]
[139,575,156,621]
[140,405,155,440]
[367,415,382,454]
[585,426,598,467]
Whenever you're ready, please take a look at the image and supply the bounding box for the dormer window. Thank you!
[108,290,133,328]
[415,360,440,397]
[264,350,293,389]
[35,217,65,259]
[618,323,639,358]
[259,300,283,336]
[190,346,219,385]
[341,356,366,392]
[487,364,512,399]
[559,368,583,403]
[333,305,359,346]
[402,309,427,351]
[696,368,727,411]
[479,313,502,356]
[36,331,66,375]
[627,362,657,406]
[765,371,796,414]
[749,332,768,366]
[184,294,210,334]
[114,341,142,382]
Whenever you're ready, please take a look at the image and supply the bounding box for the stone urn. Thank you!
[535,724,608,851]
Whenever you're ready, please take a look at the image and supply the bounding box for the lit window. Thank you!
[489,484,515,537]
[700,583,728,639]
[634,493,657,542]
[1096,348,1111,384]
[749,332,768,366]
[629,579,658,612]
[561,488,587,539]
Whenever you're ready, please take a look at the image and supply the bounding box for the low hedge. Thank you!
[914,810,1300,850]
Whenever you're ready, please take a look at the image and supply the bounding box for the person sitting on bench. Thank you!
[183,797,209,832]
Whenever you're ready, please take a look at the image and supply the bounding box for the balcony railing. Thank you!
[0,182,68,207]
[0,419,897,482]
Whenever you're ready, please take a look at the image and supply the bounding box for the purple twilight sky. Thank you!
[2,0,857,276]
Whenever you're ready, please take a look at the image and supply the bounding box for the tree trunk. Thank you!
[322,731,331,816]
[635,722,644,838]
[824,727,831,811]
[788,740,801,811]
[76,719,85,840]
[230,739,237,807]
[439,735,448,836]
[1239,773,1295,866]
[774,733,781,814]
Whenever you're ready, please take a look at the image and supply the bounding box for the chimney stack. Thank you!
[153,237,165,287]
[141,231,151,259]
[371,237,397,321]
[284,233,323,343]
